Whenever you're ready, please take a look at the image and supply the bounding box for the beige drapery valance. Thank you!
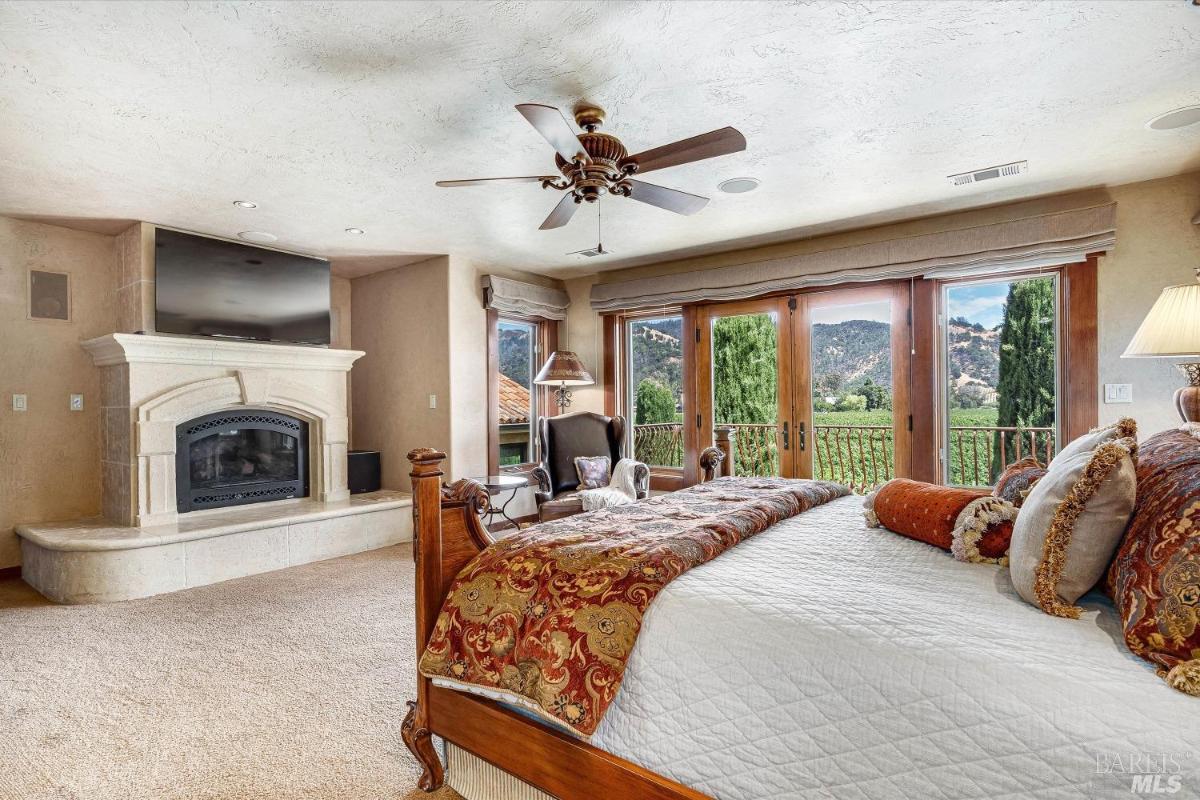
[589,203,1117,312]
[483,275,570,320]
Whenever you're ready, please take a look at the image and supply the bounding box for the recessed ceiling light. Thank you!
[237,231,278,243]
[232,200,258,209]
[718,177,760,194]
[1146,106,1200,131]
[345,227,365,235]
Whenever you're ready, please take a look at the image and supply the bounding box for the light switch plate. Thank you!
[428,394,438,409]
[12,394,27,412]
[1104,383,1133,404]
[70,393,84,411]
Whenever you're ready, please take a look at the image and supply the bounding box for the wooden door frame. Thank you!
[486,310,558,477]
[923,259,1099,483]
[601,260,1097,488]
[696,297,795,477]
[791,282,912,481]
[606,308,694,492]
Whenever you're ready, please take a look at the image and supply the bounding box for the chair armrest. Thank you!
[530,465,553,505]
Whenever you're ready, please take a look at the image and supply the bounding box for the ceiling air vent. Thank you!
[948,160,1028,187]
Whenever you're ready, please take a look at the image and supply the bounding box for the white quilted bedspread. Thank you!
[585,495,1199,800]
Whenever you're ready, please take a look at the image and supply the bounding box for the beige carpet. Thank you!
[0,545,462,800]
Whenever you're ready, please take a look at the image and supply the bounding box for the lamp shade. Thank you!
[533,351,594,386]
[1123,277,1200,358]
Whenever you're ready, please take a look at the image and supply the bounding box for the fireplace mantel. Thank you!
[80,333,365,528]
[82,332,364,371]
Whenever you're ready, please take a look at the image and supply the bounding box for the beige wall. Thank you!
[0,217,118,567]
[1096,172,1200,435]
[350,256,453,492]
[349,257,567,509]
[563,276,606,416]
[569,171,1200,441]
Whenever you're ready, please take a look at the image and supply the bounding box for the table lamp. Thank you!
[1123,268,1200,422]
[534,351,594,412]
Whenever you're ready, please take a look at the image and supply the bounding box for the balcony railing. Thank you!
[632,422,684,468]
[633,422,1056,492]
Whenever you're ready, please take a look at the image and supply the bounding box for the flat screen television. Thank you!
[154,228,331,345]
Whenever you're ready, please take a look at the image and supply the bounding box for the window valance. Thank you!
[483,275,570,320]
[589,203,1116,312]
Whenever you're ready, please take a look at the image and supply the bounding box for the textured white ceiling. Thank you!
[1,1,1198,278]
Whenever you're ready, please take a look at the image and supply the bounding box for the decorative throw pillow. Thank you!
[1107,425,1200,697]
[1008,419,1138,619]
[993,457,1048,508]
[864,478,1016,564]
[573,456,611,489]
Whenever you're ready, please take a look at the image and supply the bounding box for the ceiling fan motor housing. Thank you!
[555,131,637,202]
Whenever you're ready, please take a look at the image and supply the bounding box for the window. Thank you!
[624,313,684,467]
[489,313,554,473]
[941,274,1059,486]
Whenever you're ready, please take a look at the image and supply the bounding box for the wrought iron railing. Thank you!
[632,422,1056,491]
[632,422,684,467]
[947,426,1055,487]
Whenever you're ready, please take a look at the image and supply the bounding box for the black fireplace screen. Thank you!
[176,411,309,512]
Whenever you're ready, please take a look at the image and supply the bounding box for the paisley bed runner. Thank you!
[419,476,848,737]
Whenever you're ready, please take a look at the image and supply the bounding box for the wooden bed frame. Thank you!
[401,434,732,800]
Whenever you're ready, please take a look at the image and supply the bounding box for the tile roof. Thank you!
[498,374,531,425]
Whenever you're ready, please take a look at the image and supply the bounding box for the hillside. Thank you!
[811,316,1000,396]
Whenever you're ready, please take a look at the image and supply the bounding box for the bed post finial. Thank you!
[699,426,736,482]
[405,448,447,791]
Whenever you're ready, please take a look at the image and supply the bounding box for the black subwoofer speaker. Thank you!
[347,450,381,494]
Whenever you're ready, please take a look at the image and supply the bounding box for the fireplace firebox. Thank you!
[175,410,309,512]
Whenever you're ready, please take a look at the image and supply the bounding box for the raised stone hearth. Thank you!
[17,491,412,604]
[15,333,414,604]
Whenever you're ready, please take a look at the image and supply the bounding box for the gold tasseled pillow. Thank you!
[1008,419,1138,618]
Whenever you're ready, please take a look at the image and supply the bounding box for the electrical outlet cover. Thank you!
[12,394,27,411]
[70,393,84,411]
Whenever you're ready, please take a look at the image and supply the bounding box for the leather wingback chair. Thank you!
[531,412,649,522]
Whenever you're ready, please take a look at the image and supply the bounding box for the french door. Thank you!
[697,284,911,489]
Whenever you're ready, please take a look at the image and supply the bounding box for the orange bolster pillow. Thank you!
[864,478,1016,564]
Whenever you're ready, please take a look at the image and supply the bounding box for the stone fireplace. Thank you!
[16,333,414,604]
[82,332,360,527]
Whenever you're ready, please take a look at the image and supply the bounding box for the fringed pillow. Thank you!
[1009,418,1138,619]
[993,457,1048,508]
[573,456,611,489]
[864,478,1016,564]
[1107,425,1200,697]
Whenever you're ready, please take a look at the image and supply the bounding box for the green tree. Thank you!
[855,378,892,411]
[835,394,868,412]
[713,314,778,475]
[635,378,676,425]
[994,278,1056,477]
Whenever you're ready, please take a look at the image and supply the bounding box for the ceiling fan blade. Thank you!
[435,176,556,187]
[627,127,746,174]
[516,104,589,164]
[625,179,709,215]
[539,193,581,230]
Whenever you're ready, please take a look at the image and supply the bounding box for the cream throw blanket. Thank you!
[579,458,640,512]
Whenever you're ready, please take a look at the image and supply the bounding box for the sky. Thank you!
[809,299,892,326]
[946,283,1010,328]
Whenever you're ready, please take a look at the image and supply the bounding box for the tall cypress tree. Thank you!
[713,314,778,474]
[994,278,1056,477]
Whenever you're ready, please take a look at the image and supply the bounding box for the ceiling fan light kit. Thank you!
[437,103,746,230]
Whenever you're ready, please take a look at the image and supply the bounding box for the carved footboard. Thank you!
[402,448,711,800]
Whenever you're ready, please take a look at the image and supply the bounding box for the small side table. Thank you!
[470,474,529,530]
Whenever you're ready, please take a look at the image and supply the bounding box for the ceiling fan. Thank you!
[436,103,746,230]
